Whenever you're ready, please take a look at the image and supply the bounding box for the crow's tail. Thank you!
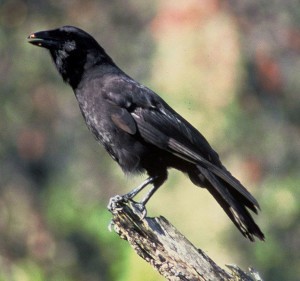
[196,165,265,242]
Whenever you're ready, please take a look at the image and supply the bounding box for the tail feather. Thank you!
[197,165,265,241]
[207,182,265,241]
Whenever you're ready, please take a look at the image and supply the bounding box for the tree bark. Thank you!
[108,197,262,281]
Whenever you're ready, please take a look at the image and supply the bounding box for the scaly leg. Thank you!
[108,173,166,219]
[122,176,157,201]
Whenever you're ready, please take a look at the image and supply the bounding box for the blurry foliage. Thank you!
[0,0,299,280]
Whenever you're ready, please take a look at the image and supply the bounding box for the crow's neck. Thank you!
[51,49,115,89]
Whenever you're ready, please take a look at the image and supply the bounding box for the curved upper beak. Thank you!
[28,30,59,49]
[28,33,42,46]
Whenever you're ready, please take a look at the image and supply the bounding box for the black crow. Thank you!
[28,26,264,241]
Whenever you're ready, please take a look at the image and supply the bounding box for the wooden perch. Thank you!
[108,197,263,281]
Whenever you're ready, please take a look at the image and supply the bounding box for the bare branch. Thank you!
[108,198,262,281]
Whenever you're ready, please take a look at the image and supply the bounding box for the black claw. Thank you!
[108,194,148,219]
[107,195,125,211]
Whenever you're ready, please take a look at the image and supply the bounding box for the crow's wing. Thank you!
[103,76,259,209]
[132,106,259,209]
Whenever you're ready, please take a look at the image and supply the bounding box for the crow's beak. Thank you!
[28,33,42,46]
[28,30,59,49]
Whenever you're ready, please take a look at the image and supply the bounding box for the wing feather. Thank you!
[102,76,259,210]
[132,107,260,210]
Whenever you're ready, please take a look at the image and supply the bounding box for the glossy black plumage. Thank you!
[28,26,264,241]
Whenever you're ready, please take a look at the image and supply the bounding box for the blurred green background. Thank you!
[1,0,299,280]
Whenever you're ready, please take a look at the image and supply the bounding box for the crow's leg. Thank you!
[128,173,167,218]
[108,173,167,219]
[122,176,158,201]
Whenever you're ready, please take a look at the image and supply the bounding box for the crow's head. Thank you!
[28,26,113,88]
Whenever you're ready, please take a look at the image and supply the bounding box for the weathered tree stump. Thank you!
[108,197,262,281]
